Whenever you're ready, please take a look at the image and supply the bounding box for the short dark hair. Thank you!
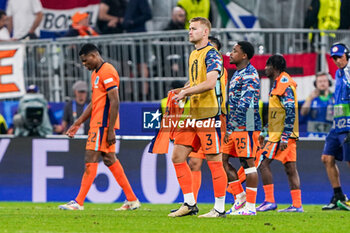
[237,41,254,60]
[266,54,286,72]
[208,36,222,51]
[79,43,101,56]
[0,10,6,18]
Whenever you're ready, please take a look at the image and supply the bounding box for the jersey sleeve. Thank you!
[279,86,296,142]
[100,65,120,91]
[205,48,222,74]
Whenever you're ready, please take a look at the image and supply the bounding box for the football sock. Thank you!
[334,187,345,200]
[208,161,227,198]
[228,180,244,197]
[184,193,196,206]
[174,162,193,196]
[291,189,302,208]
[246,187,257,206]
[191,170,202,202]
[237,167,246,183]
[263,184,275,203]
[109,160,137,201]
[75,163,98,206]
[214,196,225,213]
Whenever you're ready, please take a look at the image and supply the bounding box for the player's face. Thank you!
[189,21,206,44]
[80,54,96,71]
[332,53,348,69]
[265,64,274,79]
[315,75,329,91]
[229,44,244,65]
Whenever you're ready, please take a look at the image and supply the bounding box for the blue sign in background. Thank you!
[0,137,349,205]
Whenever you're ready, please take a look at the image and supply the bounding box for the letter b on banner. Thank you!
[141,142,180,203]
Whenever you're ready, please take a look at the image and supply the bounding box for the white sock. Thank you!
[236,191,246,200]
[246,202,256,211]
[184,193,195,206]
[214,196,225,213]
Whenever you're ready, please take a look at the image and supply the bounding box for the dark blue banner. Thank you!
[0,137,348,204]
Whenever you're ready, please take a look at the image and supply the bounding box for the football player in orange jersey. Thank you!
[59,43,140,211]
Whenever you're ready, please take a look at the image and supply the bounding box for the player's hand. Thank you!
[66,124,80,138]
[107,129,116,147]
[224,132,230,144]
[280,141,288,151]
[309,89,319,100]
[174,90,186,101]
[258,135,265,148]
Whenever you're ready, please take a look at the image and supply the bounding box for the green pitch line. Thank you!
[0,202,349,233]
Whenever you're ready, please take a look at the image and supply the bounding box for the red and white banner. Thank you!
[223,53,319,101]
[0,44,25,99]
[39,0,100,36]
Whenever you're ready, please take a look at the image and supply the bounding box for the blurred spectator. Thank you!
[164,6,186,31]
[300,72,334,136]
[304,0,341,31]
[177,0,211,29]
[61,81,90,135]
[122,0,152,33]
[0,113,8,134]
[97,0,127,34]
[65,12,99,37]
[13,85,53,137]
[6,0,43,39]
[0,10,10,41]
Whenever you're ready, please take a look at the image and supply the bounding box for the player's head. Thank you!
[229,41,254,65]
[79,43,102,71]
[265,54,286,79]
[330,43,349,69]
[208,36,222,51]
[314,72,332,91]
[188,17,211,44]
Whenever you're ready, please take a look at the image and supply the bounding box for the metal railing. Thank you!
[16,29,350,102]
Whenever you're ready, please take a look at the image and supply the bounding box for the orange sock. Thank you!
[75,163,98,205]
[192,171,202,201]
[246,187,257,204]
[208,161,227,197]
[291,189,302,208]
[237,167,246,183]
[174,162,193,194]
[109,160,137,201]
[263,184,275,203]
[228,180,244,196]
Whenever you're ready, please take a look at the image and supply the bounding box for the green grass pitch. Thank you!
[0,202,349,233]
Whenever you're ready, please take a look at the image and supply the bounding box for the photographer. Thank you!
[300,72,334,136]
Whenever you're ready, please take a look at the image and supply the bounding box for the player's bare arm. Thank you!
[66,102,92,138]
[174,71,218,101]
[107,87,120,146]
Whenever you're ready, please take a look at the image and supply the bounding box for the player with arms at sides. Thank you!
[321,43,350,211]
[223,41,261,216]
[257,54,303,212]
[168,17,227,218]
[59,44,140,211]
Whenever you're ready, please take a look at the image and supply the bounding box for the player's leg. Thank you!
[59,150,100,210]
[223,153,246,214]
[336,137,350,211]
[188,156,203,201]
[321,130,347,210]
[278,161,303,212]
[198,152,227,218]
[168,143,198,217]
[256,157,278,212]
[102,152,140,211]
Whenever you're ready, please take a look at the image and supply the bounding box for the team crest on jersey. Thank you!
[94,76,99,88]
[281,76,289,83]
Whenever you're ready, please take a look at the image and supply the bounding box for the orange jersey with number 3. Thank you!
[90,62,120,129]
